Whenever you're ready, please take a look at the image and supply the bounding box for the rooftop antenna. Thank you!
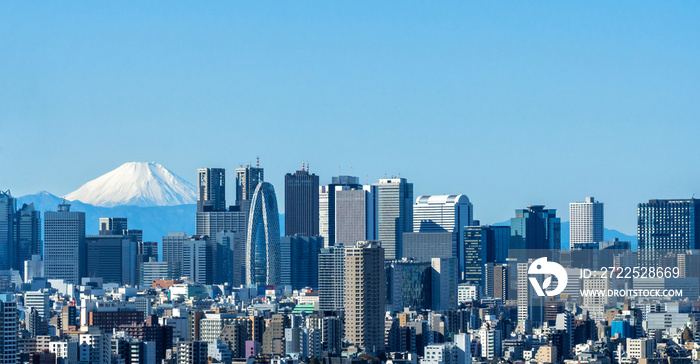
[256,157,260,168]
[307,162,310,172]
[351,166,353,176]
[338,166,341,176]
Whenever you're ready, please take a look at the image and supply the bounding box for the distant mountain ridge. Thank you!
[64,162,197,207]
[19,191,196,242]
[491,220,637,250]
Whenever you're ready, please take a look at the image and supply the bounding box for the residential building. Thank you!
[344,241,385,353]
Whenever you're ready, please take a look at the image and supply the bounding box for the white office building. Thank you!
[569,197,604,249]
[335,185,377,246]
[44,203,85,284]
[413,195,473,276]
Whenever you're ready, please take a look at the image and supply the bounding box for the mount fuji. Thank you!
[64,162,197,207]
[17,162,198,242]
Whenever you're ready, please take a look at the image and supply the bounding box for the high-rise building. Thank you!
[245,182,281,286]
[414,194,473,277]
[319,176,363,247]
[141,262,179,287]
[510,205,561,251]
[196,210,247,246]
[0,294,18,364]
[344,241,385,354]
[463,225,510,286]
[44,202,85,284]
[236,163,264,213]
[280,235,323,289]
[215,231,245,286]
[569,197,604,250]
[162,232,187,274]
[99,217,127,235]
[385,259,431,312]
[376,178,414,260]
[86,235,138,286]
[182,236,211,285]
[15,203,40,269]
[195,167,248,247]
[335,185,377,246]
[638,199,700,265]
[431,257,457,311]
[197,168,226,213]
[0,190,16,271]
[318,246,345,311]
[285,167,320,237]
[402,232,453,262]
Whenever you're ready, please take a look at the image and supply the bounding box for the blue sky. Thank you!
[1,2,699,235]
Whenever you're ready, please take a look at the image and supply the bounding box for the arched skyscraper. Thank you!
[246,182,281,286]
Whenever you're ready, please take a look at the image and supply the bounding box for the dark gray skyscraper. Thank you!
[197,168,226,212]
[195,167,247,245]
[246,182,281,286]
[0,190,16,271]
[375,178,413,260]
[638,199,700,265]
[280,235,323,289]
[15,203,41,268]
[510,205,561,251]
[319,176,363,247]
[236,162,264,212]
[284,166,319,237]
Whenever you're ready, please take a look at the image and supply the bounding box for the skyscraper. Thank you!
[319,176,363,247]
[197,168,226,213]
[510,205,561,251]
[376,178,413,260]
[162,232,187,272]
[280,235,323,289]
[246,182,281,286]
[413,194,473,277]
[236,163,264,212]
[335,185,377,246]
[0,190,16,271]
[195,168,248,247]
[285,167,319,237]
[569,197,604,250]
[99,217,128,235]
[463,225,510,286]
[44,202,86,284]
[0,294,18,364]
[638,199,700,265]
[182,236,210,285]
[344,241,385,354]
[318,246,345,311]
[15,202,40,269]
[85,234,138,286]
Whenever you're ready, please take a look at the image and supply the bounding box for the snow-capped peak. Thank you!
[64,162,197,207]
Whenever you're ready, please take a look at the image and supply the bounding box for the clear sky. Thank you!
[2,2,699,235]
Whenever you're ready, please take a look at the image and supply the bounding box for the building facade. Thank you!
[285,168,320,237]
[44,203,85,284]
[344,241,385,354]
[245,182,281,286]
[376,178,414,260]
[569,197,604,250]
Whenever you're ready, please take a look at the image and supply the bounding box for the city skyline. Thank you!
[3,3,700,235]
